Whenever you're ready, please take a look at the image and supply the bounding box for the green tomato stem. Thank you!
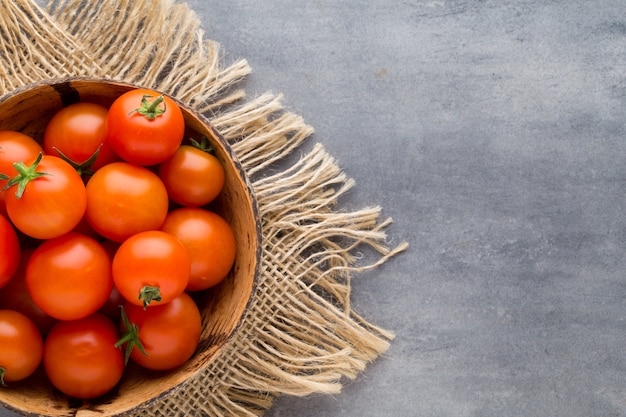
[189,136,215,154]
[2,153,49,198]
[138,285,162,309]
[131,94,166,120]
[115,305,148,366]
[0,367,6,387]
[52,144,101,177]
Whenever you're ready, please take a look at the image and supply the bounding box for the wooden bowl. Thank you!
[0,78,261,416]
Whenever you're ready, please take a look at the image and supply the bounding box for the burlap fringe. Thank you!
[1,1,409,415]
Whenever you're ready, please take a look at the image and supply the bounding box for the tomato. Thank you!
[119,292,201,371]
[0,310,43,384]
[43,313,124,399]
[157,138,225,207]
[0,131,43,216]
[85,162,169,242]
[26,233,112,321]
[161,208,236,291]
[112,230,190,308]
[4,154,87,240]
[106,88,184,166]
[0,249,56,335]
[43,102,118,173]
[0,213,20,288]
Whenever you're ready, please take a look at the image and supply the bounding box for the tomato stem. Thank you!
[115,305,148,366]
[0,367,6,387]
[52,144,101,177]
[189,136,214,154]
[130,94,166,120]
[139,285,162,309]
[2,153,49,198]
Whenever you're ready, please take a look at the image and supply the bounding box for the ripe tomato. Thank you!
[112,230,190,308]
[0,213,20,288]
[4,154,87,240]
[26,233,112,321]
[43,313,124,399]
[0,130,43,216]
[0,310,43,384]
[0,249,56,335]
[106,88,184,166]
[85,162,169,242]
[43,102,118,173]
[119,292,201,371]
[157,138,225,207]
[161,208,236,291]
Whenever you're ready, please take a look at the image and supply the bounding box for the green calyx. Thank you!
[189,136,215,154]
[131,94,166,120]
[52,144,101,178]
[2,152,49,199]
[138,285,162,309]
[115,305,148,366]
[0,367,6,387]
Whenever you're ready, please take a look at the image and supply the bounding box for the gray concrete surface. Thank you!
[195,2,626,416]
[3,1,626,416]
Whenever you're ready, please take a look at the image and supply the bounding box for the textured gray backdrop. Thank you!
[4,1,626,416]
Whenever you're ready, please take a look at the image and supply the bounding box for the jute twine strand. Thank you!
[0,1,409,415]
[46,0,250,112]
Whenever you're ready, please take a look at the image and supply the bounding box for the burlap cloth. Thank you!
[0,0,408,415]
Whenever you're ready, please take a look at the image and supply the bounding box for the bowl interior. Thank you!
[0,78,260,416]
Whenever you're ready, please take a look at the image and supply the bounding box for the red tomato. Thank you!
[120,292,201,371]
[0,131,42,216]
[43,102,118,173]
[112,230,190,308]
[161,208,236,291]
[157,138,225,207]
[26,233,112,321]
[0,310,43,384]
[106,88,184,166]
[85,162,169,242]
[4,154,87,240]
[0,249,56,335]
[43,313,124,399]
[0,213,20,288]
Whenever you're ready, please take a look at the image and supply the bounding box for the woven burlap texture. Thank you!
[1,0,408,415]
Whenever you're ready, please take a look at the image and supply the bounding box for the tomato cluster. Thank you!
[0,88,236,399]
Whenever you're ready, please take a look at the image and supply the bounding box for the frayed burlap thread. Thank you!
[1,1,409,416]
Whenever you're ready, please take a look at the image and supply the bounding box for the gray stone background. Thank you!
[194,2,625,416]
[4,1,626,416]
